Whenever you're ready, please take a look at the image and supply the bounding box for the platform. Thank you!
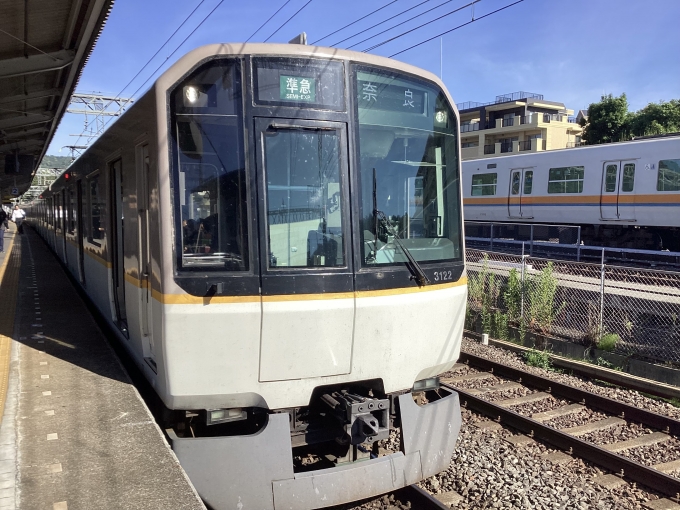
[0,225,205,509]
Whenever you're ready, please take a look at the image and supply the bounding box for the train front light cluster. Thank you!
[206,408,247,426]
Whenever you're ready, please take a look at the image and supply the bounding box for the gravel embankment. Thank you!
[341,337,680,509]
[459,338,680,421]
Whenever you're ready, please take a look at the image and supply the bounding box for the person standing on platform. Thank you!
[11,205,25,235]
[0,207,7,252]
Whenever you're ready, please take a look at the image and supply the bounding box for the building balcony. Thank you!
[461,122,480,133]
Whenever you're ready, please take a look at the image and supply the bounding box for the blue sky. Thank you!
[48,0,680,155]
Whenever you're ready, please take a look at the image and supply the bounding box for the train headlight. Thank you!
[412,376,440,393]
[185,86,199,104]
[435,110,447,126]
[206,408,247,426]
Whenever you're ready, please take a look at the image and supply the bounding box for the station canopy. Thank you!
[0,0,114,202]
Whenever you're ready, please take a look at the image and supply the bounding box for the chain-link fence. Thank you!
[465,248,680,365]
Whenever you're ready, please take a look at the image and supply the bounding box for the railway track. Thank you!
[442,352,680,502]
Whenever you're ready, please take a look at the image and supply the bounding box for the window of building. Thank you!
[548,166,584,193]
[471,173,497,196]
[622,163,635,192]
[657,159,680,191]
[88,172,104,244]
[462,141,478,148]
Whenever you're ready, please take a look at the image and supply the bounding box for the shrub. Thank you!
[524,349,552,371]
[597,333,619,352]
[503,268,522,322]
[526,262,565,334]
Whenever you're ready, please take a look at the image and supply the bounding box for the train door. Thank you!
[60,190,68,263]
[254,118,355,382]
[109,158,128,336]
[76,180,85,284]
[137,144,155,364]
[507,167,534,218]
[600,160,636,220]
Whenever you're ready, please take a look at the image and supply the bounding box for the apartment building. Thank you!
[457,91,583,160]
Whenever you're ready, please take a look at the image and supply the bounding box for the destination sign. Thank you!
[280,75,316,102]
[357,80,426,114]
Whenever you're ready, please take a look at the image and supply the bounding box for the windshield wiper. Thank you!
[372,168,429,286]
[373,209,430,287]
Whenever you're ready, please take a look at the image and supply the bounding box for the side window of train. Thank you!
[524,171,533,194]
[87,172,105,245]
[471,173,497,196]
[548,166,584,193]
[510,172,520,195]
[622,163,635,192]
[657,159,680,191]
[605,164,618,192]
[171,59,249,272]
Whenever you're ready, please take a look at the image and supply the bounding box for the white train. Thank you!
[462,136,680,250]
[28,43,467,509]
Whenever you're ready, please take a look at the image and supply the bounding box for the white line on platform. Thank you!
[46,433,58,441]
[53,501,67,510]
[40,362,47,365]
[42,391,51,396]
[45,410,54,416]
[40,375,49,379]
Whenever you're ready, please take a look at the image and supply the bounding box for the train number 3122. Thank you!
[433,270,453,282]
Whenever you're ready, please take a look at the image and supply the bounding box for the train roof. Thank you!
[463,133,680,165]
[155,43,451,108]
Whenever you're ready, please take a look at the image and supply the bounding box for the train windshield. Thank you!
[353,66,462,266]
[170,60,249,272]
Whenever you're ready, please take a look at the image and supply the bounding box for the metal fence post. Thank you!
[599,248,605,341]
[490,223,494,251]
[530,225,534,257]
[576,226,581,262]
[520,252,526,323]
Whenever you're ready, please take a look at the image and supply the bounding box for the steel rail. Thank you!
[458,352,680,436]
[393,485,450,509]
[447,386,680,499]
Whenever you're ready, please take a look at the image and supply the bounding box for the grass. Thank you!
[597,333,620,352]
[523,349,553,371]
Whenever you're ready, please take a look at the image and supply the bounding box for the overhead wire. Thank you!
[388,0,524,57]
[72,0,210,147]
[263,0,314,43]
[363,0,479,52]
[342,0,452,50]
[75,0,226,146]
[311,0,398,45]
[246,0,292,42]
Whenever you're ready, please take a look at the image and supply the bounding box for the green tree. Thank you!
[40,155,72,169]
[627,99,680,137]
[581,93,631,145]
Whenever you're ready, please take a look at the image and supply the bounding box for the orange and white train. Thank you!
[462,135,680,251]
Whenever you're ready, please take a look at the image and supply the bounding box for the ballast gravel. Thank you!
[341,338,680,509]
[459,338,680,421]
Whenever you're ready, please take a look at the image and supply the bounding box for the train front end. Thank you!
[156,44,466,510]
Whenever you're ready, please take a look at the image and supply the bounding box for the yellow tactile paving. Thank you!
[0,230,19,420]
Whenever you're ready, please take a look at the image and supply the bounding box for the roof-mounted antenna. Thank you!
[288,32,307,45]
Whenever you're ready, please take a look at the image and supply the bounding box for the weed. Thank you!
[524,349,553,371]
[503,268,522,322]
[597,333,619,352]
[526,262,565,334]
